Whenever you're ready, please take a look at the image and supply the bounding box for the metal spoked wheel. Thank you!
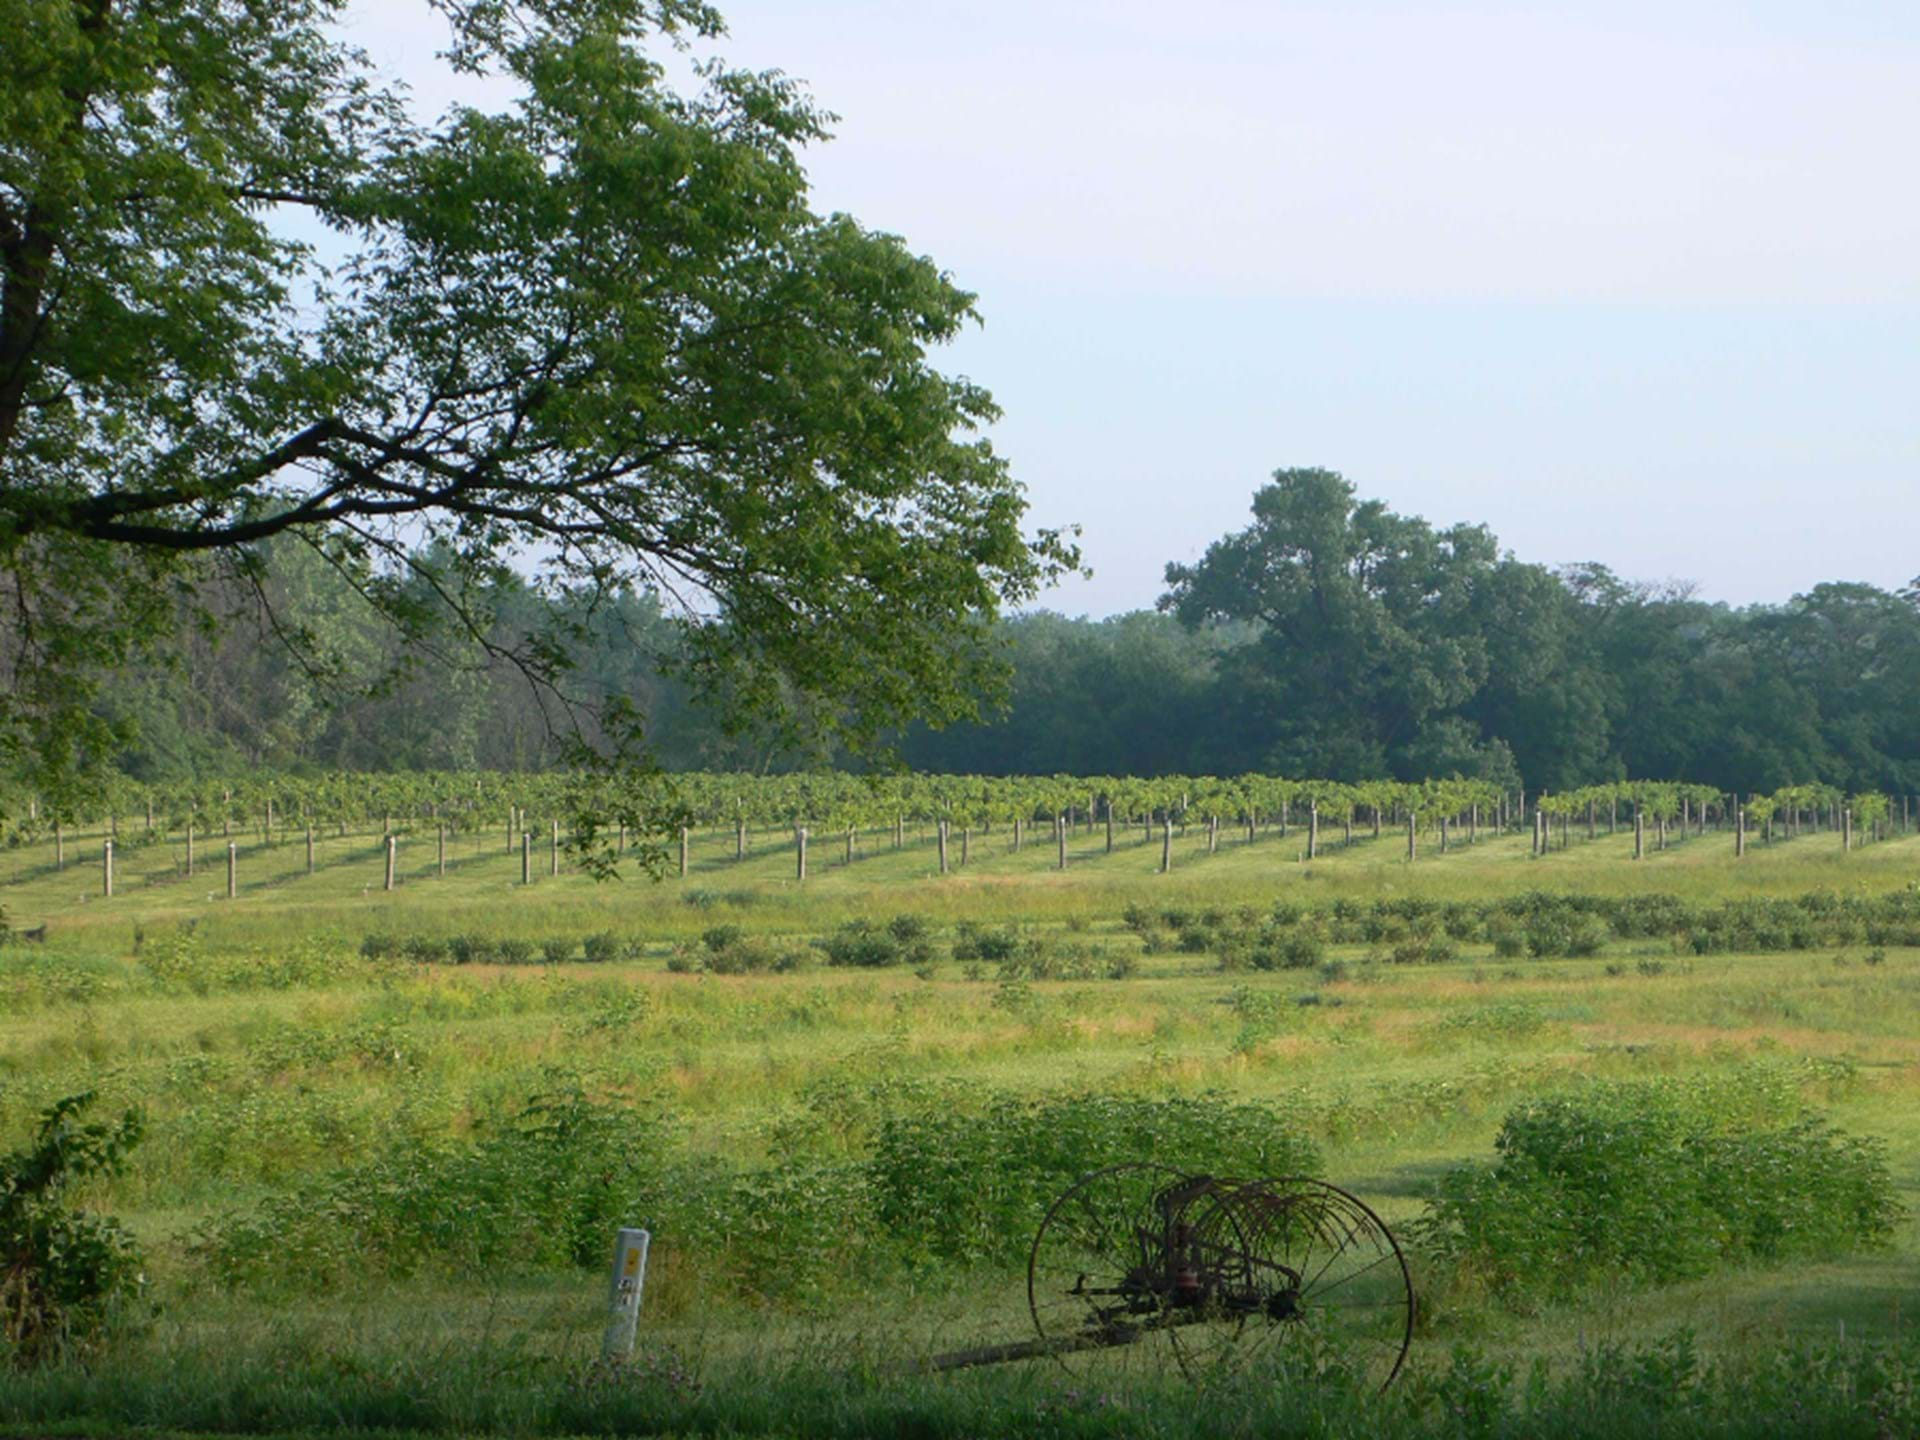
[1025,1168,1414,1389]
[1200,1177,1415,1391]
[1026,1162,1195,1378]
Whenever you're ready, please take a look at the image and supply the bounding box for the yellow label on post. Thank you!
[623,1248,641,1276]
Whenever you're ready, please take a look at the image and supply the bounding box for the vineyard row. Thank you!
[3,773,1912,901]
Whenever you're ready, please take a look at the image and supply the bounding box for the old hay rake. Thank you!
[924,1165,1415,1389]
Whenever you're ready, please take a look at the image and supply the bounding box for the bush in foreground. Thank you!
[1415,1081,1900,1305]
[1,1093,146,1366]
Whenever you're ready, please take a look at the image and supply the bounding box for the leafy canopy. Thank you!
[0,0,1075,811]
[1160,469,1506,779]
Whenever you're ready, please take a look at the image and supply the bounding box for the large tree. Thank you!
[0,0,1073,814]
[1160,469,1511,779]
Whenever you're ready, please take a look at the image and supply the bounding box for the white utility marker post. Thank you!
[601,1227,651,1362]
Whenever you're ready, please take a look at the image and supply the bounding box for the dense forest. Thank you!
[90,472,1920,795]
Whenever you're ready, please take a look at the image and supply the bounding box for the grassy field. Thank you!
[2,816,1918,1436]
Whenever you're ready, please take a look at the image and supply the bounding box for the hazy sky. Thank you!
[343,0,1920,615]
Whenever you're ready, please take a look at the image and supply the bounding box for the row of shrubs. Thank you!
[362,883,1920,978]
[189,1069,1899,1315]
[1126,888,1920,965]
[360,932,644,965]
[666,919,1136,980]
[193,1086,1320,1298]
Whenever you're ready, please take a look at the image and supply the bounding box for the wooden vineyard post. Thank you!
[1057,815,1067,871]
[1559,812,1569,851]
[437,823,447,877]
[1406,813,1417,862]
[1586,801,1596,843]
[1159,817,1172,873]
[1633,812,1645,859]
[1609,797,1618,835]
[521,831,533,885]
[54,820,63,871]
[1372,806,1382,841]
[1013,816,1022,852]
[145,798,154,835]
[102,839,113,898]
[616,822,626,855]
[680,827,690,877]
[937,820,949,875]
[1469,805,1478,844]
[185,822,194,877]
[795,826,808,881]
[226,842,237,899]
[1735,800,1746,858]
[1842,807,1853,852]
[1657,815,1667,851]
[384,834,397,891]
[1106,804,1115,854]
[961,827,970,866]
[1207,815,1218,855]
[306,823,315,875]
[1440,816,1449,854]
[265,799,274,847]
[1306,803,1318,862]
[551,820,560,877]
[736,818,747,860]
[507,811,515,854]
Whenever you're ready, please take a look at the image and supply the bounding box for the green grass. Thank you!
[3,819,1919,1434]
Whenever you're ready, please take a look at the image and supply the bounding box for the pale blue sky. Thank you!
[344,0,1920,613]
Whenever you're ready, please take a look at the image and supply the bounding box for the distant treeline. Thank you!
[90,473,1920,796]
